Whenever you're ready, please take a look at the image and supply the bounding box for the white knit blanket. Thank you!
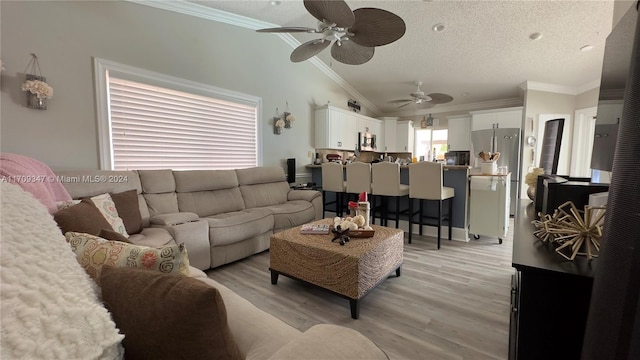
[1,182,124,359]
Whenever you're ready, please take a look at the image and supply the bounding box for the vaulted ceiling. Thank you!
[188,0,615,116]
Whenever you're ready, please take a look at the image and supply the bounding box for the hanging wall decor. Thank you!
[21,53,53,110]
[274,107,284,134]
[284,101,295,129]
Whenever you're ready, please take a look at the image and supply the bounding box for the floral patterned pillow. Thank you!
[89,193,129,237]
[65,232,191,283]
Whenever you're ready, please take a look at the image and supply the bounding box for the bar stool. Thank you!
[408,161,454,249]
[321,162,346,217]
[346,162,372,220]
[371,162,409,228]
[346,162,371,195]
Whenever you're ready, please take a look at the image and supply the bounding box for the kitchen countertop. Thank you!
[468,172,512,177]
[305,163,471,170]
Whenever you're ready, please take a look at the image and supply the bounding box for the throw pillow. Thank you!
[110,190,143,235]
[88,193,129,237]
[100,266,241,360]
[98,228,130,243]
[55,199,81,211]
[65,232,191,282]
[1,182,124,359]
[53,199,113,236]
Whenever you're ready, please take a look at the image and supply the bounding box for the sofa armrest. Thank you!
[287,189,321,202]
[265,324,388,360]
[150,212,199,226]
[163,220,211,270]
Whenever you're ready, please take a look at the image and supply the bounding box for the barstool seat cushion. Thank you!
[442,186,455,200]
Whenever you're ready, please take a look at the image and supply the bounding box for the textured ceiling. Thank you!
[191,0,615,116]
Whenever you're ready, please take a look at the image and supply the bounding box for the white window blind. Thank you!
[107,77,258,170]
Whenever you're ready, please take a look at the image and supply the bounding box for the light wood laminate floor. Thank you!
[207,223,514,360]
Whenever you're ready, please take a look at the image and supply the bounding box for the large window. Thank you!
[415,128,448,161]
[94,58,261,170]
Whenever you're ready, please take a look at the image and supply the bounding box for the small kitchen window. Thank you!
[415,129,448,161]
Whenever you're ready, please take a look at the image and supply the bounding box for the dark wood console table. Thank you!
[510,201,596,360]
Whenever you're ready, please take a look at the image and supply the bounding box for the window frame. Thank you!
[93,57,262,170]
[414,127,449,161]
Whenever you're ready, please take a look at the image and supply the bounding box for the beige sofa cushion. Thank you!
[265,324,389,360]
[204,209,273,246]
[240,182,290,208]
[196,276,300,360]
[128,227,175,248]
[264,200,316,232]
[236,167,290,208]
[178,188,245,217]
[174,169,239,192]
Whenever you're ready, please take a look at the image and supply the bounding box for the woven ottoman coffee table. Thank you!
[269,220,403,319]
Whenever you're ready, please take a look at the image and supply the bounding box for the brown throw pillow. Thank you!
[98,228,130,243]
[53,199,112,236]
[110,190,143,235]
[100,266,241,360]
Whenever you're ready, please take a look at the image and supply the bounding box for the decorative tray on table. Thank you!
[337,227,375,238]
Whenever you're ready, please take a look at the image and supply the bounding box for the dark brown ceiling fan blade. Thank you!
[257,27,318,33]
[427,93,454,104]
[330,41,374,65]
[349,8,406,47]
[304,0,355,28]
[290,39,331,63]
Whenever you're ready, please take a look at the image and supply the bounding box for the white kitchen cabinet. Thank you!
[315,105,358,150]
[447,115,471,150]
[396,120,415,152]
[380,118,398,152]
[470,107,523,131]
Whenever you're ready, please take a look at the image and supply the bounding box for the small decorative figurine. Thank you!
[331,225,350,246]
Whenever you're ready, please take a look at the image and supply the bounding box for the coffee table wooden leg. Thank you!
[270,270,279,285]
[350,299,360,319]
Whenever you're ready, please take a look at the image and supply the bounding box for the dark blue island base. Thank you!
[307,164,470,242]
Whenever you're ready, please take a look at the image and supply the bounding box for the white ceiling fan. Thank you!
[389,81,454,108]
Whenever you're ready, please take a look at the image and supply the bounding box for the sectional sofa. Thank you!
[56,166,322,270]
[1,179,390,359]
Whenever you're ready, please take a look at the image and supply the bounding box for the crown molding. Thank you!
[125,0,380,114]
[386,97,524,118]
[519,80,600,96]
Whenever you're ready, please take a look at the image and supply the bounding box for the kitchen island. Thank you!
[306,163,471,242]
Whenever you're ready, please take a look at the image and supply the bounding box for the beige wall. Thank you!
[575,87,599,110]
[520,88,599,197]
[0,1,361,177]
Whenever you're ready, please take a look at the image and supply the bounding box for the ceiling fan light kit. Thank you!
[256,0,406,65]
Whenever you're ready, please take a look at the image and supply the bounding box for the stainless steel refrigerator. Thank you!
[471,127,521,215]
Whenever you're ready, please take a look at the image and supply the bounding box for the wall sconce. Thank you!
[274,107,284,134]
[21,53,53,110]
[284,101,295,129]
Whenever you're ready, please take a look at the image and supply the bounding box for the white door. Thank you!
[571,107,597,177]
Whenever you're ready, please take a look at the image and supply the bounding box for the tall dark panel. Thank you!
[286,158,295,184]
[538,118,564,174]
[582,3,640,359]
